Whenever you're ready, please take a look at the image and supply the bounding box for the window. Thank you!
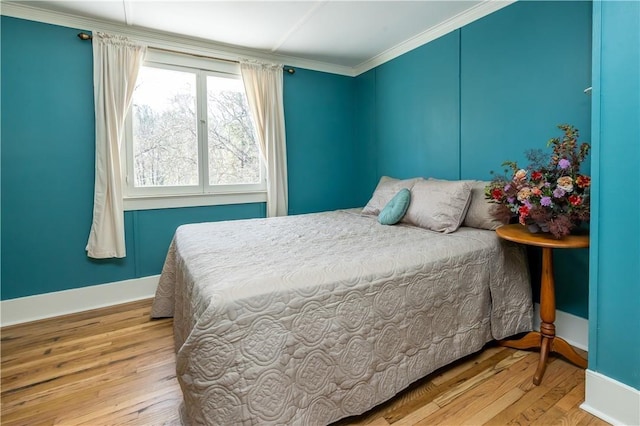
[123,51,265,210]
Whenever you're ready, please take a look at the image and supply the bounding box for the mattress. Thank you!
[151,209,533,425]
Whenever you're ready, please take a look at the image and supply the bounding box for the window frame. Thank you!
[122,50,266,211]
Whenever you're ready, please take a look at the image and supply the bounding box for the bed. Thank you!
[151,198,533,425]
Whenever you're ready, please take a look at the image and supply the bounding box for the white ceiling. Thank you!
[3,0,514,75]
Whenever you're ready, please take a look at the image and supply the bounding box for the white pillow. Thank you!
[463,180,507,230]
[362,176,421,215]
[402,179,472,233]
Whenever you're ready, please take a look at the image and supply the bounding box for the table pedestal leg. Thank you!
[499,247,587,385]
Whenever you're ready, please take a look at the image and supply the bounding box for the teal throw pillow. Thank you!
[378,188,411,225]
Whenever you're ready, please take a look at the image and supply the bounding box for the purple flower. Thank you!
[558,158,571,169]
[540,196,552,207]
[544,182,551,187]
[507,197,515,204]
[504,184,512,192]
[553,187,566,198]
[523,199,532,209]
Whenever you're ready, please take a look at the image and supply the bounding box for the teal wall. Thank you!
[354,69,378,204]
[460,1,592,179]
[0,16,358,300]
[358,1,592,318]
[462,0,592,321]
[375,31,461,180]
[589,1,640,390]
[284,68,362,214]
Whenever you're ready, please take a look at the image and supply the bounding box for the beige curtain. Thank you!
[240,62,289,217]
[86,33,146,258]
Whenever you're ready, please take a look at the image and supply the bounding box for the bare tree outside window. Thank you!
[131,66,198,187]
[130,66,260,190]
[207,76,260,185]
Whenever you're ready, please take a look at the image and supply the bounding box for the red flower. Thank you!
[531,171,543,181]
[569,195,582,206]
[491,188,503,200]
[518,206,530,225]
[576,175,591,188]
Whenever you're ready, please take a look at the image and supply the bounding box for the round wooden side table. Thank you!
[496,223,589,386]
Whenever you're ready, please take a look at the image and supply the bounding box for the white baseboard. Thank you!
[581,369,640,426]
[533,303,588,351]
[0,275,160,327]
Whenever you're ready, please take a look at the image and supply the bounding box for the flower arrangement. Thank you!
[485,124,591,238]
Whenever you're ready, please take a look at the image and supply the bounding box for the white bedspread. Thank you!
[151,210,532,425]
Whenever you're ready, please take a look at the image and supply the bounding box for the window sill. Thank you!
[123,191,267,211]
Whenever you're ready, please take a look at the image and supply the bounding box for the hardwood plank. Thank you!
[0,300,180,426]
[415,352,541,425]
[364,417,391,426]
[482,358,575,425]
[464,387,525,425]
[431,350,533,408]
[392,401,439,426]
[535,379,609,426]
[584,415,612,426]
[1,299,609,426]
[430,345,504,386]
[2,333,174,395]
[507,367,584,425]
[376,347,515,425]
[334,348,511,426]
[555,380,587,412]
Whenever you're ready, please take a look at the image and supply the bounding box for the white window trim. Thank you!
[122,50,266,211]
[123,191,267,211]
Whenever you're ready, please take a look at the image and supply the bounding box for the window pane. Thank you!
[207,76,260,185]
[132,66,198,187]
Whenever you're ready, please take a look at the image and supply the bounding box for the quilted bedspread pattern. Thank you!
[151,210,533,425]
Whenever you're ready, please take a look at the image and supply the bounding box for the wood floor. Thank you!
[1,299,608,426]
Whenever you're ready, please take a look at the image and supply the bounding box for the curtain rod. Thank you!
[77,32,295,74]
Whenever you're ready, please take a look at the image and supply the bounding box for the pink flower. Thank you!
[517,187,532,201]
[557,176,574,192]
[514,169,527,181]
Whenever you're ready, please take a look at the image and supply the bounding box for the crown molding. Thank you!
[353,0,516,75]
[0,1,356,77]
[2,0,515,77]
